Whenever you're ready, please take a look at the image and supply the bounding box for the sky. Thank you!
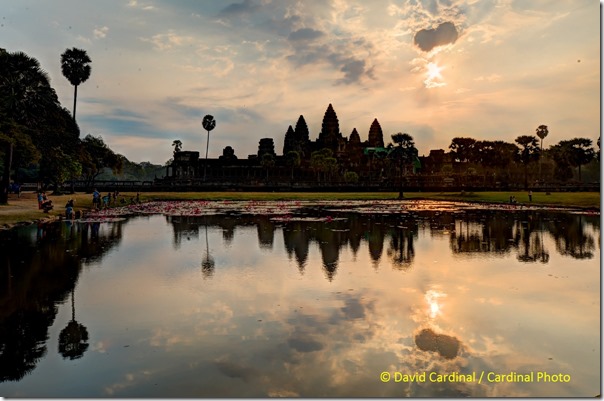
[2,0,600,164]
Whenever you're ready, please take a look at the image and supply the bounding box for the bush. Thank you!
[344,171,359,183]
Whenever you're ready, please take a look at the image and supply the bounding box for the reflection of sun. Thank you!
[430,301,440,318]
[425,289,446,319]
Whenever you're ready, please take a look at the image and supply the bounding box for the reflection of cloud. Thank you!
[149,327,192,349]
[91,340,108,353]
[268,389,299,397]
[287,337,323,353]
[415,328,461,360]
[214,359,257,382]
[414,22,459,52]
[218,0,259,19]
[104,370,154,396]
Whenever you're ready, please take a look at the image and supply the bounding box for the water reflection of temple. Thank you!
[167,210,599,281]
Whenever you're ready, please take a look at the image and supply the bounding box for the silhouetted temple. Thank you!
[164,103,422,187]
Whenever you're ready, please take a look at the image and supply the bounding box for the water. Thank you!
[0,202,600,397]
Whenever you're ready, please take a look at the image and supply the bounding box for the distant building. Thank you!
[164,103,418,184]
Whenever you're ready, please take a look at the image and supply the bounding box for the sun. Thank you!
[424,62,446,88]
[426,62,443,80]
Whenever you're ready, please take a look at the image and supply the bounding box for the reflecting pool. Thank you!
[0,201,600,397]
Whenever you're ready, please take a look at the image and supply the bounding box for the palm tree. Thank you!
[172,139,183,154]
[61,48,91,120]
[58,288,89,360]
[536,125,548,180]
[285,150,301,182]
[515,135,540,189]
[390,132,417,198]
[261,153,275,181]
[202,115,216,181]
[202,223,215,278]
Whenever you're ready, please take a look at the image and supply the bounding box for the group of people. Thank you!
[92,189,121,209]
[92,189,141,209]
[37,191,53,212]
[64,198,82,220]
[34,188,142,217]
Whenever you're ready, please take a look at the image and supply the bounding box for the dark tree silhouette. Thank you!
[285,150,301,181]
[58,289,89,360]
[449,137,476,163]
[549,138,595,182]
[260,153,275,180]
[535,125,549,150]
[172,139,182,154]
[202,224,215,278]
[60,48,91,120]
[0,50,59,203]
[514,135,540,189]
[390,132,417,198]
[387,226,417,270]
[202,114,216,181]
[535,125,548,179]
[80,134,122,189]
[474,140,516,184]
[565,138,595,182]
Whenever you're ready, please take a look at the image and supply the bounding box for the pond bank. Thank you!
[1,190,599,230]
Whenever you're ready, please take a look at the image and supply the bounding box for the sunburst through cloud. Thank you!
[424,62,446,89]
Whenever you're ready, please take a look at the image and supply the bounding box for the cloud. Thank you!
[338,58,372,85]
[141,30,195,51]
[286,34,375,85]
[218,0,259,18]
[474,74,502,82]
[288,27,324,42]
[414,21,459,52]
[93,26,109,39]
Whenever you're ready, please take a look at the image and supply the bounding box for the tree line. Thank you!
[0,48,161,203]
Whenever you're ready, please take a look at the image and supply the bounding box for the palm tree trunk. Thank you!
[73,85,78,120]
[204,130,210,181]
[71,289,76,321]
[540,139,543,178]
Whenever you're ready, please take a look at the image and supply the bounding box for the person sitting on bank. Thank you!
[41,198,53,212]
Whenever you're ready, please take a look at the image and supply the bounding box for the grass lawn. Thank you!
[0,190,599,228]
